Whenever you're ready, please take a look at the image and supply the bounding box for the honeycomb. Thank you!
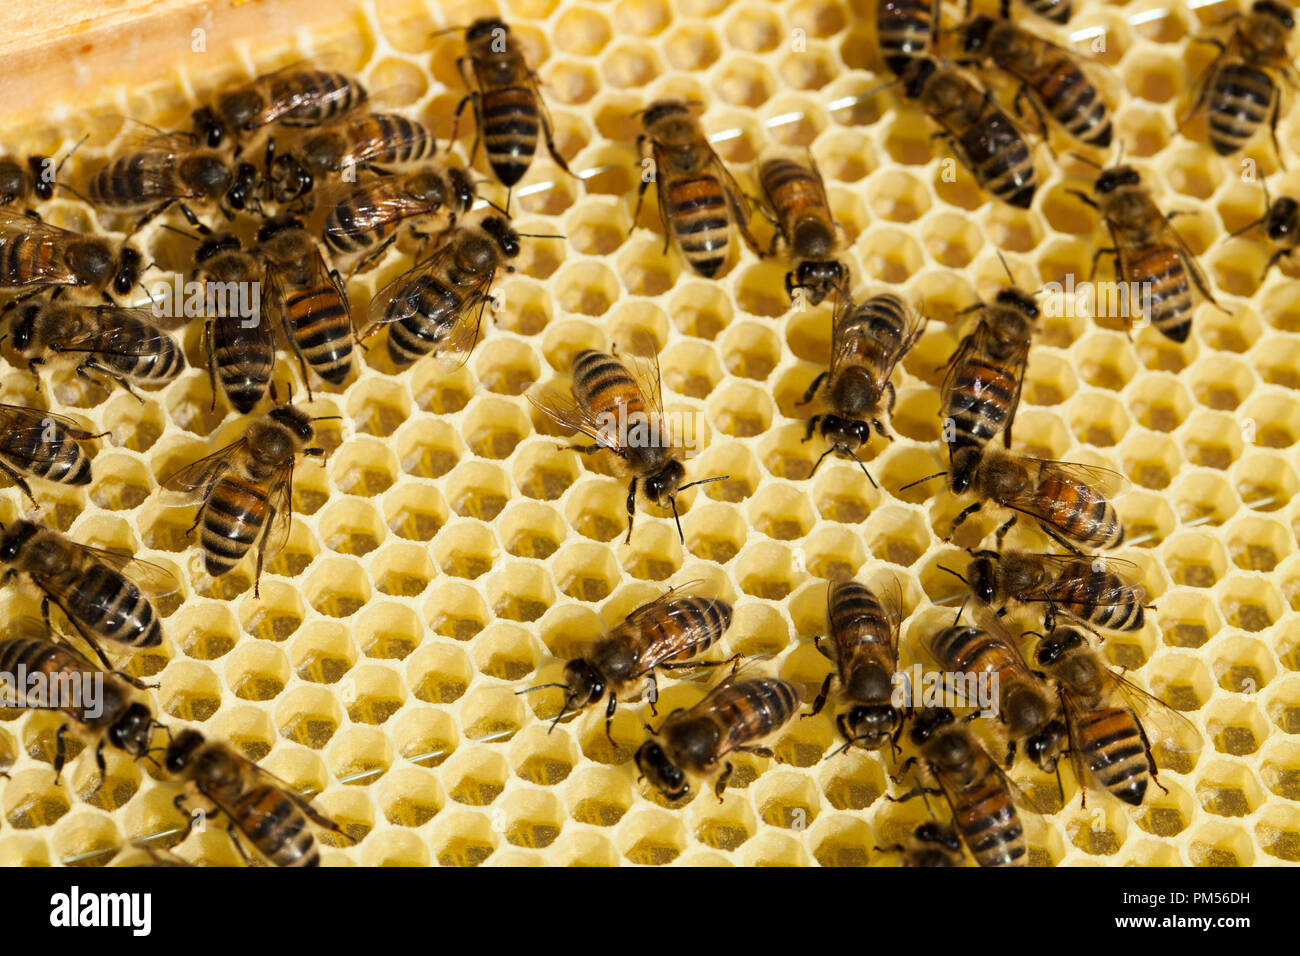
[0,0,1298,867]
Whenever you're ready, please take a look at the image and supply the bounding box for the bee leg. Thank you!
[1004,739,1016,769]
[713,762,734,802]
[131,199,177,234]
[203,318,218,411]
[89,737,108,800]
[624,477,637,544]
[888,785,942,803]
[1012,85,1052,145]
[947,502,984,540]
[805,672,833,719]
[225,822,256,867]
[802,415,821,443]
[992,514,1018,549]
[1135,719,1169,797]
[797,372,826,407]
[53,723,69,783]
[1039,524,1083,555]
[0,459,36,506]
[346,235,397,282]
[1268,91,1285,172]
[1263,247,1289,281]
[25,358,44,392]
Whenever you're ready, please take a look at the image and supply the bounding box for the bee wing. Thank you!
[618,350,666,419]
[627,583,720,671]
[876,576,905,659]
[1027,458,1127,498]
[245,63,366,130]
[50,307,181,358]
[321,178,437,237]
[44,540,178,597]
[0,405,100,460]
[208,309,277,383]
[0,209,83,285]
[364,239,455,329]
[101,132,212,200]
[1014,555,1147,607]
[622,579,707,625]
[160,438,249,500]
[525,381,623,452]
[1101,666,1201,755]
[258,461,298,570]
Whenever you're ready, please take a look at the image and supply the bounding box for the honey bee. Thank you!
[1069,163,1217,343]
[959,11,1113,148]
[86,134,260,228]
[635,674,800,801]
[806,578,904,753]
[877,0,939,77]
[948,448,1125,551]
[799,292,925,481]
[895,707,1028,867]
[192,65,368,148]
[957,549,1149,632]
[162,404,325,596]
[0,155,57,206]
[0,629,157,785]
[0,404,102,502]
[190,226,275,413]
[520,584,733,738]
[451,17,572,189]
[321,163,476,265]
[881,821,967,866]
[924,620,1067,771]
[0,520,173,677]
[1035,626,1196,806]
[899,57,1038,209]
[164,728,349,866]
[1228,185,1300,278]
[755,151,849,305]
[527,348,727,543]
[1183,0,1297,159]
[363,213,519,369]
[1018,0,1071,25]
[265,112,438,205]
[10,300,186,399]
[0,208,142,300]
[635,99,758,278]
[940,285,1039,492]
[258,214,353,389]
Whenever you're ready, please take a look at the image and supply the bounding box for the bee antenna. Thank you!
[53,181,94,206]
[994,249,1016,286]
[516,682,569,695]
[310,415,344,422]
[954,597,969,625]
[429,24,467,37]
[900,469,946,491]
[845,448,879,489]
[53,133,90,179]
[515,232,567,240]
[676,474,728,494]
[859,77,903,102]
[1227,215,1268,240]
[808,445,835,479]
[548,706,570,734]
[160,223,202,242]
[1069,151,1103,169]
[936,564,969,586]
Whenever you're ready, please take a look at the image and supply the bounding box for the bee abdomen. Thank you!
[481,86,540,186]
[714,677,800,741]
[829,581,892,646]
[68,564,161,648]
[954,779,1026,867]
[571,350,644,417]
[1023,0,1071,23]
[1057,571,1144,631]
[1207,62,1275,155]
[324,186,397,253]
[1037,62,1111,146]
[878,0,934,76]
[385,274,461,367]
[233,785,319,866]
[271,71,365,126]
[944,355,1019,450]
[213,324,274,414]
[0,422,91,485]
[964,124,1037,208]
[1125,244,1194,343]
[284,288,353,384]
[1074,707,1149,805]
[201,478,269,576]
[665,175,732,277]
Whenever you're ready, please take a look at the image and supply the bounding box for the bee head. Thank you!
[448,168,476,211]
[642,99,691,130]
[948,446,983,494]
[994,286,1039,319]
[1035,626,1087,666]
[961,14,996,53]
[191,106,226,148]
[789,260,845,305]
[1095,165,1141,194]
[10,302,41,352]
[180,153,232,200]
[908,706,955,745]
[268,405,316,442]
[27,156,54,201]
[843,703,901,750]
[467,17,510,42]
[966,553,998,604]
[634,740,688,799]
[901,57,938,99]
[0,520,36,562]
[1266,197,1300,238]
[109,703,156,758]
[643,458,687,507]
[163,728,206,775]
[114,247,144,297]
[1025,719,1068,774]
[257,214,304,244]
[480,215,521,258]
[820,414,871,453]
[1255,0,1295,28]
[561,658,606,709]
[226,162,260,212]
[196,232,242,264]
[269,154,312,204]
[914,821,963,853]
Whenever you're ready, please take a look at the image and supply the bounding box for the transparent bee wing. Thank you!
[0,209,80,285]
[0,405,100,464]
[364,240,456,331]
[54,306,182,358]
[525,381,623,453]
[160,438,249,500]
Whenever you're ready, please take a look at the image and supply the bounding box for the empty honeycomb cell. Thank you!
[328,437,397,497]
[683,790,756,851]
[856,228,924,284]
[735,541,799,600]
[800,525,868,581]
[1067,391,1130,447]
[447,462,511,520]
[1264,676,1300,734]
[743,483,813,542]
[553,6,612,56]
[318,499,387,558]
[1146,652,1215,714]
[383,482,448,541]
[1172,471,1240,526]
[87,452,152,511]
[864,506,931,569]
[1240,392,1300,449]
[374,765,444,829]
[275,685,343,750]
[1221,577,1284,634]
[463,399,530,460]
[225,642,289,702]
[411,363,474,416]
[474,339,544,398]
[1205,697,1270,757]
[430,807,498,866]
[1074,332,1139,390]
[158,661,222,723]
[600,40,663,88]
[346,378,412,441]
[1212,636,1274,700]
[1188,355,1255,411]
[1126,372,1192,431]
[328,724,394,788]
[753,770,820,831]
[499,788,564,848]
[100,396,165,453]
[618,805,691,864]
[1182,410,1246,470]
[170,602,239,661]
[303,557,372,618]
[1163,533,1228,589]
[919,211,983,268]
[493,278,554,337]
[1066,801,1130,857]
[433,521,499,582]
[1118,431,1182,489]
[661,339,724,398]
[1196,760,1265,818]
[1226,516,1292,572]
[551,542,620,602]
[717,323,780,384]
[1157,591,1222,648]
[737,829,810,866]
[890,387,942,444]
[564,197,633,259]
[1253,335,1300,388]
[1233,451,1298,513]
